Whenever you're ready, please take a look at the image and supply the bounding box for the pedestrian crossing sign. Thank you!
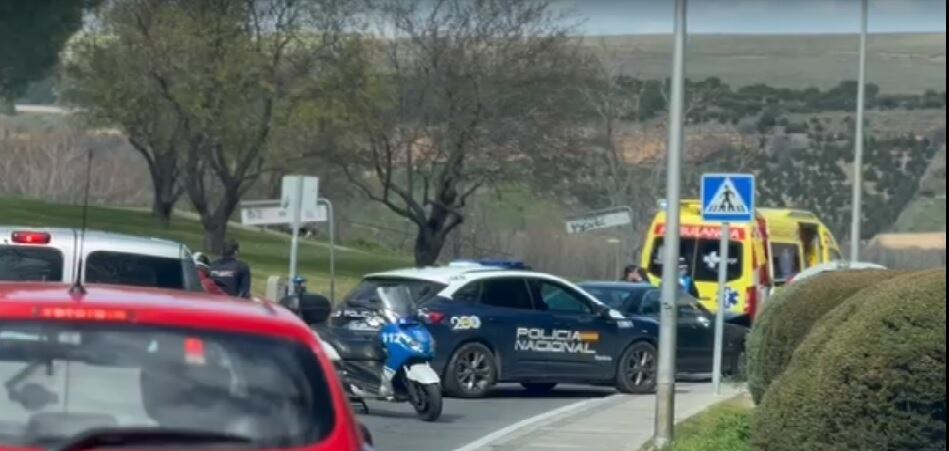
[701,173,755,223]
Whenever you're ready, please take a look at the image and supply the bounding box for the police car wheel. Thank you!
[445,343,497,398]
[521,383,557,394]
[616,342,658,394]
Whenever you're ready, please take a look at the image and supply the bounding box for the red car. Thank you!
[0,282,370,451]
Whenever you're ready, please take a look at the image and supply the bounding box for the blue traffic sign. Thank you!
[701,173,755,223]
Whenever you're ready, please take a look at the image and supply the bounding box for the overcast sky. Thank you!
[562,0,947,35]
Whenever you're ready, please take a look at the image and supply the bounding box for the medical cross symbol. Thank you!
[722,287,739,309]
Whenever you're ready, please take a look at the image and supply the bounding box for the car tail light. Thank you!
[745,286,758,323]
[36,307,132,322]
[12,231,51,244]
[184,338,207,365]
[421,310,447,325]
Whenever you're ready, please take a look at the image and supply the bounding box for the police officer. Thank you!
[210,239,252,298]
[678,257,700,298]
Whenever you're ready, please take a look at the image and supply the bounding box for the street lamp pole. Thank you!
[849,0,869,262]
[654,0,687,447]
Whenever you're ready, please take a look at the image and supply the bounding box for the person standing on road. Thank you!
[210,240,252,298]
[193,252,226,296]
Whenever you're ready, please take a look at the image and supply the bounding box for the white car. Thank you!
[0,226,203,291]
[787,260,887,285]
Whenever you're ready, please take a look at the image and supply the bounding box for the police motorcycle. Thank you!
[283,279,443,422]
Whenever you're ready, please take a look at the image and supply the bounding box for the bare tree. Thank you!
[62,28,186,226]
[99,0,354,252]
[324,0,584,265]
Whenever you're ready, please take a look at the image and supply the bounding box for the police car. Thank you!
[343,262,661,398]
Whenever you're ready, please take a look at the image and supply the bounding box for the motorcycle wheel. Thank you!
[407,381,443,422]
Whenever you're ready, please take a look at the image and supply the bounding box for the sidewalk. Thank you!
[475,383,745,451]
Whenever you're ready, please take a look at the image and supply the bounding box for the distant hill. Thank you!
[584,33,946,94]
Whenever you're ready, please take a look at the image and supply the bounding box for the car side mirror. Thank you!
[596,305,616,319]
[281,294,332,325]
[696,315,712,328]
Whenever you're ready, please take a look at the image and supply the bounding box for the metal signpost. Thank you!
[318,197,336,303]
[565,207,635,279]
[240,176,336,299]
[700,173,755,396]
[282,176,319,281]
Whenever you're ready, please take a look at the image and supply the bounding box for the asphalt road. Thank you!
[357,383,618,451]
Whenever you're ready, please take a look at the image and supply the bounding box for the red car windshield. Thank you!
[0,321,334,449]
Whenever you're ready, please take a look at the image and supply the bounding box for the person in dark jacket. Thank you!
[621,264,649,283]
[193,252,226,296]
[210,240,252,298]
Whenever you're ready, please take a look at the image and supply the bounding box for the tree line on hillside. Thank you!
[21,0,944,265]
[569,76,947,126]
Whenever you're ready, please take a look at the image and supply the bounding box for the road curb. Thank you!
[452,394,625,451]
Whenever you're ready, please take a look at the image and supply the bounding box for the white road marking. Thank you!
[451,395,618,451]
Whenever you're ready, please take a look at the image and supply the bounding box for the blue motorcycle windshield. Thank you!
[397,317,419,326]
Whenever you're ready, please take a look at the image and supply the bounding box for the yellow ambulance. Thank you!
[640,200,840,323]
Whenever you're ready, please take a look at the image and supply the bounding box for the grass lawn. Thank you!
[0,196,412,298]
[642,394,754,451]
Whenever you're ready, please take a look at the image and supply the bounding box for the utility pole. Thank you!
[654,0,687,447]
[849,0,869,262]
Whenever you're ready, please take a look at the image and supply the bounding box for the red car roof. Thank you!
[0,282,312,343]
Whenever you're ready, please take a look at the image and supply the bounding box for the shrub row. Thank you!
[750,269,946,451]
[746,269,904,404]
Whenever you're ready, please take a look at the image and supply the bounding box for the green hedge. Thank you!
[746,269,903,404]
[751,270,946,451]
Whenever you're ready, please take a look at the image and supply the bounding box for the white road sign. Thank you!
[281,176,320,210]
[241,202,326,226]
[565,208,632,234]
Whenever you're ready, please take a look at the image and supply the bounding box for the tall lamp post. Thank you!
[654,0,687,447]
[849,0,869,262]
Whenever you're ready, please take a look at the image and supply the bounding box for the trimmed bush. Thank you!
[746,269,904,404]
[751,270,946,451]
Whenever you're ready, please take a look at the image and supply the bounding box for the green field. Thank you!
[0,197,412,298]
[587,33,946,94]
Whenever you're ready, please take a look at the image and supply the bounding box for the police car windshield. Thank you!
[344,277,446,307]
[0,321,334,448]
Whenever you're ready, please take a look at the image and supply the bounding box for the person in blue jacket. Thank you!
[677,257,700,298]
